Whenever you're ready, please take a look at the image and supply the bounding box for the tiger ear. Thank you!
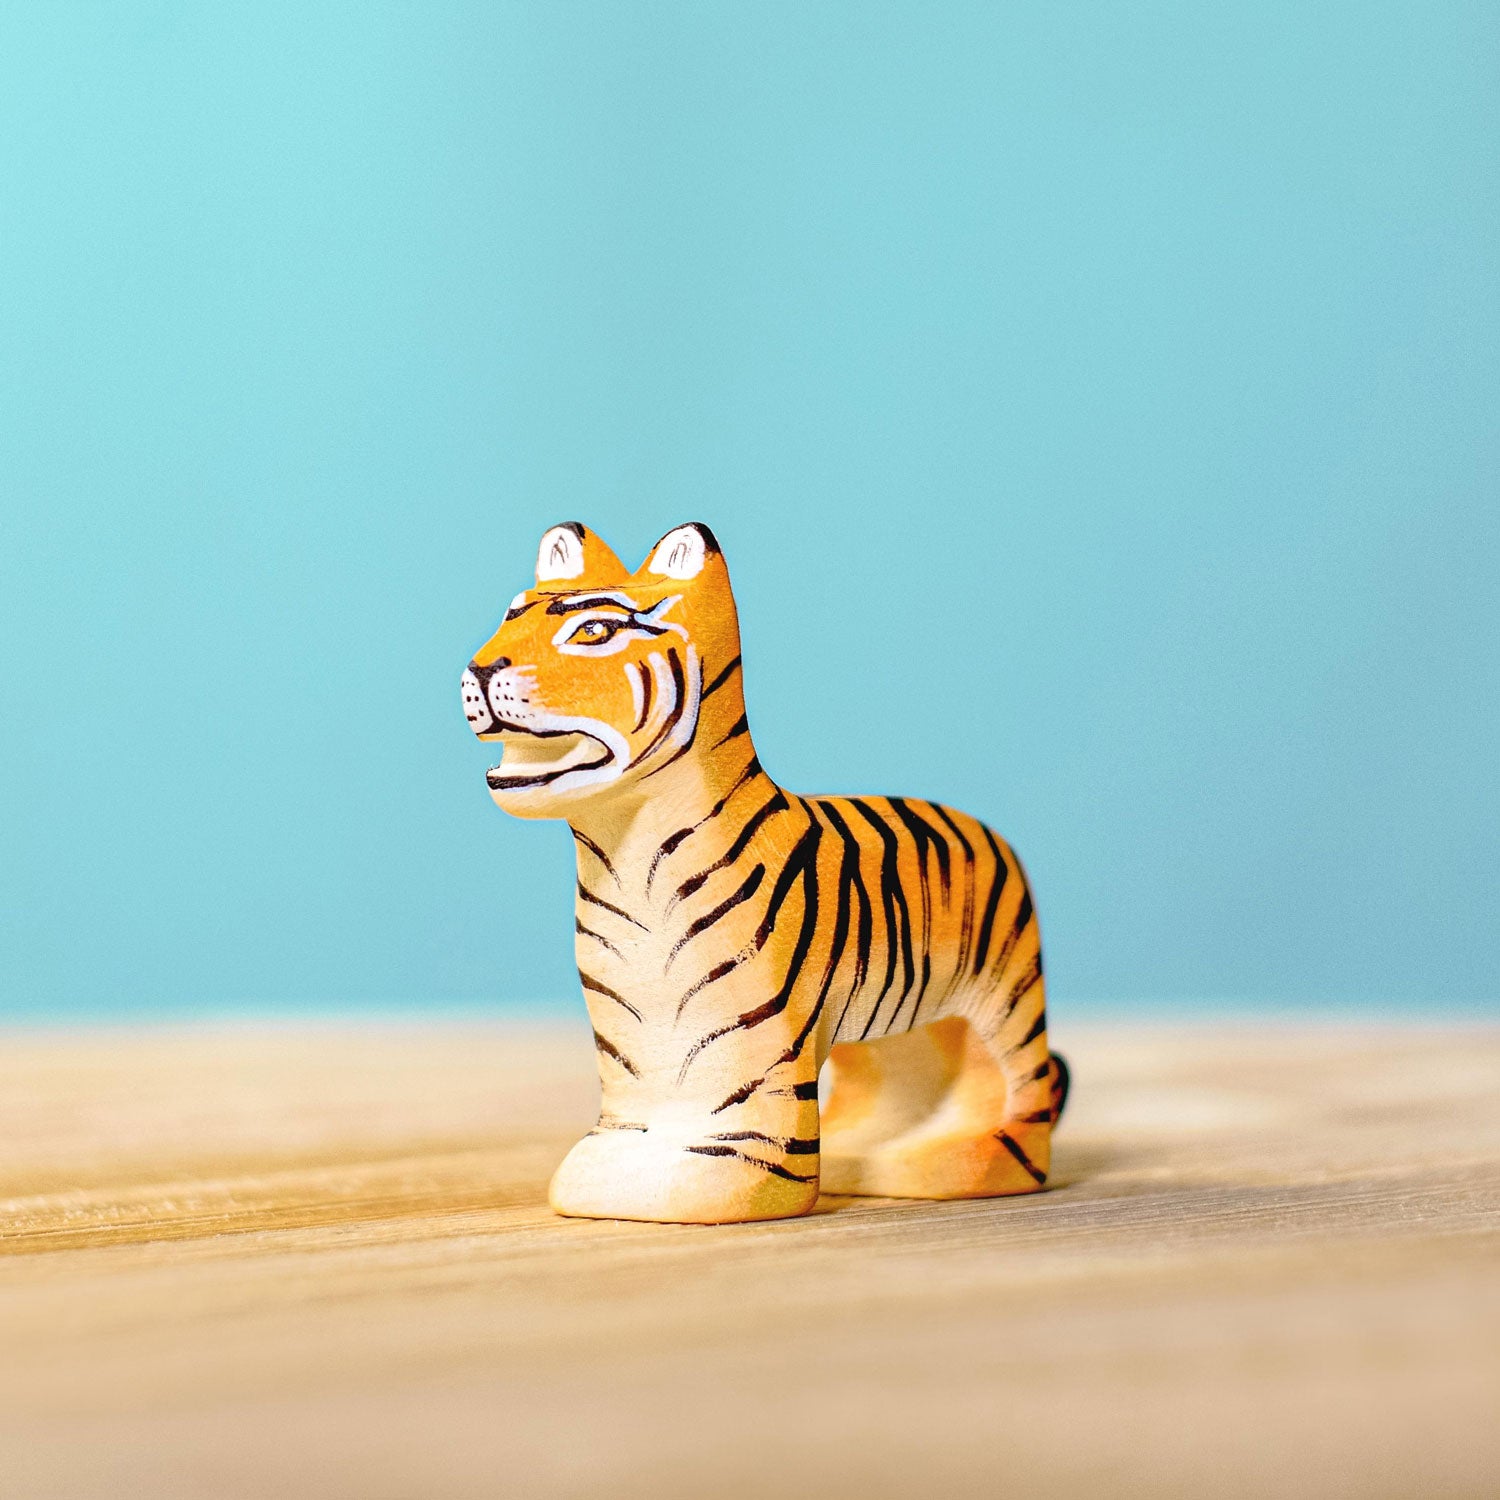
[535,523,626,585]
[640,522,722,581]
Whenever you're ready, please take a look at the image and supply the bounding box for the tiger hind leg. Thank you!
[818,1014,1064,1199]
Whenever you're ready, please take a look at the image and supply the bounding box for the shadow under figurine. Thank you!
[463,522,1069,1224]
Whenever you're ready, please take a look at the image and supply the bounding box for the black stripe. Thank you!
[930,803,977,976]
[990,888,1035,980]
[849,800,914,1038]
[684,1144,816,1184]
[889,798,953,896]
[818,801,874,1039]
[1007,1009,1047,1055]
[752,816,820,949]
[669,788,789,913]
[487,738,612,791]
[888,800,953,1028]
[647,826,694,892]
[593,1029,640,1077]
[545,592,633,615]
[677,816,822,1081]
[1051,1053,1071,1122]
[646,755,763,894]
[755,805,847,1080]
[710,1058,812,1115]
[640,649,704,780]
[801,802,856,1048]
[632,660,653,732]
[710,1076,764,1114]
[674,953,750,1021]
[1004,956,1044,1013]
[575,917,622,959]
[633,647,686,768]
[972,825,1009,975]
[995,1130,1046,1184]
[665,863,766,971]
[1015,1109,1054,1124]
[717,788,790,879]
[701,654,742,700]
[710,1131,819,1155]
[758,1160,818,1183]
[779,974,828,1071]
[580,971,641,1022]
[577,881,647,930]
[713,712,749,749]
[572,829,620,886]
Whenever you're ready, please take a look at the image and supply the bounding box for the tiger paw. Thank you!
[548,1126,818,1225]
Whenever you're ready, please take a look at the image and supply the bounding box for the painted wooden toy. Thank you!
[462,522,1068,1224]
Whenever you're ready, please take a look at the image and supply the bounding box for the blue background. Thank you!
[2,3,1496,1021]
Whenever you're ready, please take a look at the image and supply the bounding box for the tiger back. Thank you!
[463,521,1067,1224]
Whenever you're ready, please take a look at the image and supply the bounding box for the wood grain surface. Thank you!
[1,1018,1496,1499]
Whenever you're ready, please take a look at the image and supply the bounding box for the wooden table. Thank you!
[2,1018,1496,1499]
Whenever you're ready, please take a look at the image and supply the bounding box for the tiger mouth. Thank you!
[483,727,613,791]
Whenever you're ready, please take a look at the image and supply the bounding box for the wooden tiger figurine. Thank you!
[462,521,1068,1224]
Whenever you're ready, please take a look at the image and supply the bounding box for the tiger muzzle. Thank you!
[462,658,513,737]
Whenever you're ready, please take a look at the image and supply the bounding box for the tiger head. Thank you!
[463,522,744,819]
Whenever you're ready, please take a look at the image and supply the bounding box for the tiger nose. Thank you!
[462,659,509,735]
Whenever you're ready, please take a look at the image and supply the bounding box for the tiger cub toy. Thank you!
[463,521,1067,1224]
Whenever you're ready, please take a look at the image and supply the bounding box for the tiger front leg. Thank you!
[548,1023,821,1225]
